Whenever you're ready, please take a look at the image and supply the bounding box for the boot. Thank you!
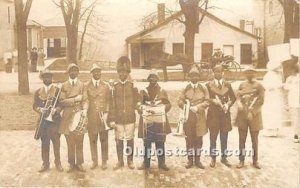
[127,139,135,169]
[113,140,124,170]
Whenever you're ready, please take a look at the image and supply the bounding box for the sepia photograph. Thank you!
[0,0,299,187]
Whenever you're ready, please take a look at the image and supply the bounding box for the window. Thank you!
[269,1,273,15]
[223,45,234,56]
[7,6,10,23]
[48,38,54,48]
[172,43,184,55]
[201,43,213,60]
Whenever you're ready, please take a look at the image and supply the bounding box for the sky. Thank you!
[28,0,262,61]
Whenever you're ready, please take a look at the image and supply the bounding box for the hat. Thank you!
[39,69,52,79]
[147,69,159,81]
[116,56,131,73]
[67,63,79,72]
[267,61,282,70]
[188,65,200,76]
[212,65,224,72]
[90,64,101,73]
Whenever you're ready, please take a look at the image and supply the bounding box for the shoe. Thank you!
[185,160,193,169]
[195,161,205,169]
[55,164,64,172]
[77,164,86,172]
[221,158,232,168]
[101,161,107,170]
[253,162,261,169]
[236,161,244,169]
[113,162,124,170]
[67,165,76,173]
[38,165,49,173]
[90,162,98,170]
[138,163,145,170]
[210,159,216,168]
[159,164,170,171]
[294,135,299,143]
[128,161,135,170]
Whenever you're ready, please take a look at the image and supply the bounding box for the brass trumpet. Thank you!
[174,99,190,137]
[99,111,113,131]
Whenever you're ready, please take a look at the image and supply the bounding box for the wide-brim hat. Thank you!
[90,64,101,73]
[67,63,79,72]
[39,69,52,79]
[147,69,159,81]
[188,65,200,76]
[116,56,131,73]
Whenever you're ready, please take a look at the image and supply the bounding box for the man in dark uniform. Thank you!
[206,65,236,168]
[59,63,87,172]
[137,69,171,171]
[33,69,63,172]
[178,66,209,169]
[236,68,265,169]
[108,56,139,170]
[83,64,110,170]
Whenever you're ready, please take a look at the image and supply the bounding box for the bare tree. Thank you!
[78,0,98,60]
[14,0,33,94]
[179,0,209,63]
[56,0,82,64]
[277,0,299,42]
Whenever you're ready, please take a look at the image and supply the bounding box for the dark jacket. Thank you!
[83,80,110,134]
[206,80,236,132]
[33,85,61,137]
[235,80,265,131]
[108,80,139,124]
[138,84,172,140]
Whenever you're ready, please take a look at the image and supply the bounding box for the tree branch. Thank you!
[197,0,208,25]
[23,0,33,21]
[79,0,98,21]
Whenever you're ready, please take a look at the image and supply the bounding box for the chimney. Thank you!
[157,3,165,24]
[240,20,245,31]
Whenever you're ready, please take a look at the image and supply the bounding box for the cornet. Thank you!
[99,111,113,131]
[174,99,190,137]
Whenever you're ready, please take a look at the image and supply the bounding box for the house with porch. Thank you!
[126,5,260,68]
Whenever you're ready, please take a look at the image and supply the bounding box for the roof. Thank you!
[126,8,259,43]
[26,19,43,28]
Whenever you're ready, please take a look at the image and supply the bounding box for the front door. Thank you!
[142,42,163,68]
[240,44,252,65]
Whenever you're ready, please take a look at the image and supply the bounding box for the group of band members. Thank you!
[33,56,265,173]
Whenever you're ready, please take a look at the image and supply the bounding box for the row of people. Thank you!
[33,56,265,173]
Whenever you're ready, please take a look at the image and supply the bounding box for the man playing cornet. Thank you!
[206,65,236,168]
[178,66,209,169]
[33,69,63,173]
[83,64,110,170]
[59,63,87,173]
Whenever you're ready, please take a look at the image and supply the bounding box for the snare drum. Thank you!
[142,104,166,123]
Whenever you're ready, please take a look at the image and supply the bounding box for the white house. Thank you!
[0,0,15,60]
[126,6,260,68]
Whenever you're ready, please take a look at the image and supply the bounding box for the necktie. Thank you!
[72,81,75,86]
[95,81,98,88]
[218,81,222,89]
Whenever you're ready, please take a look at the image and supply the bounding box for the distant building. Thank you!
[126,5,260,68]
[27,19,67,58]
